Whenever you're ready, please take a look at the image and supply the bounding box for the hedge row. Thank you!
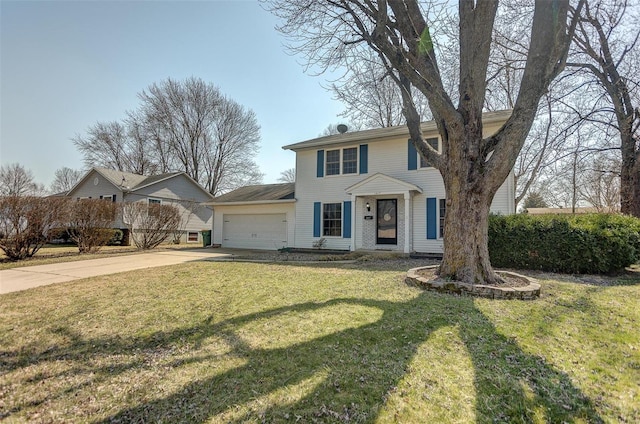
[488,213,640,274]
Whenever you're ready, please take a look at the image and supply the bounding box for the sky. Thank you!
[0,0,346,188]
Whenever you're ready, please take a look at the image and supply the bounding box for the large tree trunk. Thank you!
[439,182,501,285]
[619,128,640,217]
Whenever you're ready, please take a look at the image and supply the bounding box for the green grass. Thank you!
[0,261,638,423]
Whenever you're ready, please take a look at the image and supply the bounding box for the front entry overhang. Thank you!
[345,173,422,253]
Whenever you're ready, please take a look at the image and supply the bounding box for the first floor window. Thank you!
[148,198,161,205]
[188,231,198,242]
[323,203,342,236]
[419,138,440,168]
[439,198,446,238]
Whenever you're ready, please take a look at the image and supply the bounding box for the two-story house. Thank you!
[67,167,214,244]
[209,110,515,254]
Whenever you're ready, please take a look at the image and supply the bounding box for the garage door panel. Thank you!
[222,214,287,250]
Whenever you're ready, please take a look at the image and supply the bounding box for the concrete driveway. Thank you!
[0,249,231,294]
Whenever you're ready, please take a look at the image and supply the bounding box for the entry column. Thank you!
[404,192,411,253]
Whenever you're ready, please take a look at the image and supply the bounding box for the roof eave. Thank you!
[204,198,296,206]
[282,109,512,151]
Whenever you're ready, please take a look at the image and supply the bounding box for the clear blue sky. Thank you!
[0,0,345,187]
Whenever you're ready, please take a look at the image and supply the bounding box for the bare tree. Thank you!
[74,77,263,195]
[319,121,363,136]
[567,0,640,216]
[578,153,621,213]
[266,0,581,285]
[330,51,431,128]
[277,168,296,183]
[138,77,263,195]
[50,167,84,194]
[0,163,44,197]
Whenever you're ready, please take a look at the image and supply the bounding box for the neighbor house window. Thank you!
[188,231,198,242]
[419,138,440,168]
[439,198,446,238]
[102,195,113,201]
[323,203,342,236]
[342,147,358,174]
[148,198,162,205]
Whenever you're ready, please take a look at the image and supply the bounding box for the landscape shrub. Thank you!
[121,202,181,249]
[107,228,124,246]
[0,196,67,260]
[489,213,640,274]
[66,199,118,253]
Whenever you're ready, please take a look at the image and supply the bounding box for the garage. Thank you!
[222,213,287,250]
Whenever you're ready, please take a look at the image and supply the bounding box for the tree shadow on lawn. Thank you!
[77,293,601,423]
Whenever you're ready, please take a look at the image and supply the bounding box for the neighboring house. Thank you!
[526,207,600,215]
[67,167,214,244]
[208,110,516,254]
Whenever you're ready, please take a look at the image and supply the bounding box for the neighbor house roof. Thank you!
[282,110,512,151]
[67,167,214,199]
[206,183,295,205]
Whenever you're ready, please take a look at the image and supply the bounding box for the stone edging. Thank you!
[405,265,541,300]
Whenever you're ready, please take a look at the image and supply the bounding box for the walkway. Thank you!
[0,249,230,294]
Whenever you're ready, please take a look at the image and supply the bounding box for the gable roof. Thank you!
[206,183,295,205]
[282,109,512,151]
[67,167,214,199]
[345,173,423,196]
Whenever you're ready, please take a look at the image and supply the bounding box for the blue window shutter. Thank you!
[316,150,324,178]
[408,140,418,170]
[343,201,352,238]
[426,197,437,239]
[359,144,368,174]
[313,202,321,237]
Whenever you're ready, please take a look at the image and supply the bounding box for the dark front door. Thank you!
[376,199,397,245]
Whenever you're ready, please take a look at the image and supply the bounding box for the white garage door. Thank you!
[222,214,287,250]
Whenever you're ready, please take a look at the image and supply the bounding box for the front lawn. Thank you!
[1,261,638,423]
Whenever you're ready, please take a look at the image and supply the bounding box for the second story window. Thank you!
[326,150,341,175]
[419,138,440,168]
[342,147,357,174]
[325,147,359,176]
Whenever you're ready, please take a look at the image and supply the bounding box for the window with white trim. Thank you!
[102,195,114,201]
[148,198,162,205]
[325,147,358,176]
[419,137,440,168]
[342,147,358,174]
[323,203,342,236]
[187,231,198,242]
[439,198,446,238]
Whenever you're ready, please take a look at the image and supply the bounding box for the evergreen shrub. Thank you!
[488,213,640,274]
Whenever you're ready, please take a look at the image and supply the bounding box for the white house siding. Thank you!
[292,119,514,254]
[212,203,295,250]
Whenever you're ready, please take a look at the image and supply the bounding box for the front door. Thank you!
[376,199,397,245]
